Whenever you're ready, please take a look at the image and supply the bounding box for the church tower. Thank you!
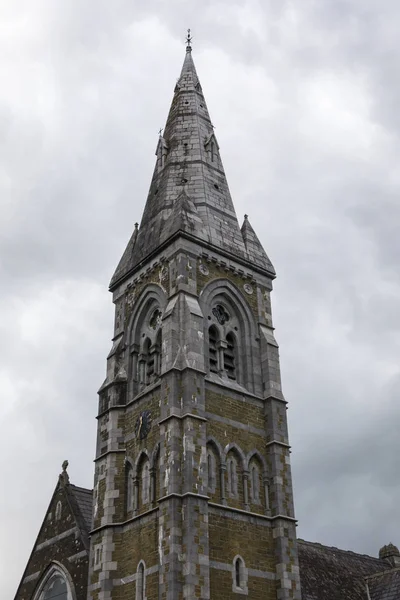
[89,37,302,600]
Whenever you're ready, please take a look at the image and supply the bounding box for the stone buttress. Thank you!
[87,42,302,600]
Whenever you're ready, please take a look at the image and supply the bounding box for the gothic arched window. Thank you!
[33,566,73,600]
[232,556,248,593]
[130,298,164,397]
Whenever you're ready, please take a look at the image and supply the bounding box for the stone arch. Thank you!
[206,438,222,499]
[200,279,257,391]
[224,444,245,501]
[246,450,270,514]
[246,449,267,473]
[134,449,151,476]
[136,451,151,510]
[32,562,76,600]
[207,436,224,464]
[223,442,246,466]
[150,442,160,469]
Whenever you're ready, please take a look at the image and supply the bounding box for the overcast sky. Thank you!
[2,0,400,596]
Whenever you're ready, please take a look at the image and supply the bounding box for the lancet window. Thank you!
[136,561,146,600]
[232,556,248,594]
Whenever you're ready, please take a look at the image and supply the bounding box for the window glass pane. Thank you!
[43,574,68,600]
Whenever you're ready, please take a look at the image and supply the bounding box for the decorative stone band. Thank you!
[112,563,159,587]
[265,440,291,449]
[209,560,276,581]
[158,412,208,425]
[22,571,41,584]
[90,506,159,534]
[36,526,80,551]
[208,502,297,523]
[94,448,126,462]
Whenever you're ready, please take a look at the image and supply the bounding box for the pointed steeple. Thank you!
[241,214,275,274]
[110,44,274,289]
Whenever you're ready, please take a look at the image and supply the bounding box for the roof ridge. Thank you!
[69,484,93,493]
[297,538,380,561]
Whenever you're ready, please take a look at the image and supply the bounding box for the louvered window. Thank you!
[224,333,236,380]
[209,326,219,373]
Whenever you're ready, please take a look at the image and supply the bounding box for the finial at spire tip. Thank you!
[244,214,248,220]
[186,28,192,52]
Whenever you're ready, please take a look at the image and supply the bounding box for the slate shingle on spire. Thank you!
[110,45,274,289]
[241,214,275,274]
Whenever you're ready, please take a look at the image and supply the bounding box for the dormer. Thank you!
[204,132,220,165]
[155,136,169,172]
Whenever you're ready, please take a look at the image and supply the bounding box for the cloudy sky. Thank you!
[2,0,400,596]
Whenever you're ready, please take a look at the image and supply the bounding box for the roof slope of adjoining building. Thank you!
[69,484,93,534]
[367,568,400,600]
[59,485,398,600]
[298,539,389,600]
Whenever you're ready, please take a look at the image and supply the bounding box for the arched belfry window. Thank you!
[201,280,257,393]
[132,304,163,395]
[207,302,240,383]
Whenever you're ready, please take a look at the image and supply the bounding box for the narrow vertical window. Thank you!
[251,464,260,503]
[232,556,247,593]
[235,558,241,587]
[126,465,134,513]
[224,333,236,380]
[209,326,219,374]
[145,340,154,383]
[141,461,150,505]
[207,453,213,489]
[55,501,62,521]
[136,562,145,600]
[228,458,237,496]
[211,141,215,162]
[156,329,162,376]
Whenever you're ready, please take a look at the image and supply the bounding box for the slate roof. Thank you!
[54,484,399,600]
[69,484,93,533]
[110,46,274,289]
[298,539,390,600]
[367,568,400,600]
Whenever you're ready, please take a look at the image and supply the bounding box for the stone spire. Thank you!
[110,46,275,289]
